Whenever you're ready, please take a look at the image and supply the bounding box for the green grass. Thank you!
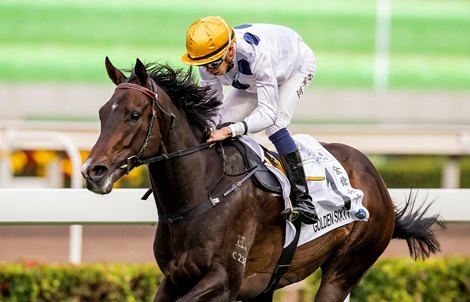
[1,0,469,89]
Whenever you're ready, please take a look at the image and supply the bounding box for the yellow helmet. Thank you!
[182,16,235,66]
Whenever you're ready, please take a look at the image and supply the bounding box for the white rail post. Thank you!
[3,129,84,264]
[442,155,461,189]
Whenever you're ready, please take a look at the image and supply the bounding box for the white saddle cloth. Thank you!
[240,134,369,247]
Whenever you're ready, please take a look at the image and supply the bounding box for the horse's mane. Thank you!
[145,62,222,137]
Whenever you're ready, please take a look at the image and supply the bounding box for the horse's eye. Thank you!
[129,111,141,122]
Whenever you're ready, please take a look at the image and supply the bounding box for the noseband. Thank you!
[115,79,212,173]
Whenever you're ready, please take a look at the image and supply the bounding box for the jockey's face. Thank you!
[204,45,234,76]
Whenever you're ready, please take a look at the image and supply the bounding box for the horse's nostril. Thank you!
[87,165,108,181]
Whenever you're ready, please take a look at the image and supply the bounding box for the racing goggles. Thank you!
[204,54,225,69]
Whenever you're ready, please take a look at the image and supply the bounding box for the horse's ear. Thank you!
[105,56,126,85]
[134,58,149,86]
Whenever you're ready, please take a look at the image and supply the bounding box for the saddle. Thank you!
[229,139,283,195]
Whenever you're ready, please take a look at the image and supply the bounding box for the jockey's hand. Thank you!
[207,127,232,142]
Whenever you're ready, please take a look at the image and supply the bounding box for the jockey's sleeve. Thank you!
[231,51,278,136]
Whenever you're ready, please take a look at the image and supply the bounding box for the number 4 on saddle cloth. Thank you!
[235,134,369,245]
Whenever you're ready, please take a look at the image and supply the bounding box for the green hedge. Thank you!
[375,155,444,188]
[303,257,470,302]
[353,258,470,302]
[0,263,163,302]
[1,258,469,301]
[373,156,470,188]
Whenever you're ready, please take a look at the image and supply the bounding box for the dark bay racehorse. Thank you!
[82,57,442,302]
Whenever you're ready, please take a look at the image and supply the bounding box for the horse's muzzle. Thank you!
[82,163,111,194]
[85,164,109,183]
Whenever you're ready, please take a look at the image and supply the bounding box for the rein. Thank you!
[137,141,214,165]
[124,141,215,173]
[114,79,261,225]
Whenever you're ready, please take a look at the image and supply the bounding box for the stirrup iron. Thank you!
[281,208,299,222]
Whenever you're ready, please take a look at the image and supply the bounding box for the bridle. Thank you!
[113,77,260,225]
[115,78,213,173]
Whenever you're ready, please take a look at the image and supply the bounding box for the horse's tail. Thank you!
[392,191,445,260]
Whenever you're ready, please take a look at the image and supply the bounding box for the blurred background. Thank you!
[0,0,469,300]
[1,0,469,189]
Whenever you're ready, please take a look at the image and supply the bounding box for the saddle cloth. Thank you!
[240,134,369,247]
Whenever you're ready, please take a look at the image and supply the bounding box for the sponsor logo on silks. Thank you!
[312,207,351,233]
[355,208,367,220]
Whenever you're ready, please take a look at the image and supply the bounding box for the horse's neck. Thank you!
[148,127,222,215]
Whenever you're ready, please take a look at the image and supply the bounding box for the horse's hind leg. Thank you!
[314,230,390,302]
[315,255,377,302]
[313,143,395,301]
[315,221,392,300]
[315,277,353,302]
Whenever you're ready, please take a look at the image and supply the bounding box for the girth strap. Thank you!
[260,220,302,296]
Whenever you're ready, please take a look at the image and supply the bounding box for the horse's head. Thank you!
[82,57,167,194]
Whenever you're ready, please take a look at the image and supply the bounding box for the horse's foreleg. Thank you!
[176,265,236,302]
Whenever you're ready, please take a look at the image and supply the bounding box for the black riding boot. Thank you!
[280,150,319,224]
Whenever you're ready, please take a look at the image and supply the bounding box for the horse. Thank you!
[82,57,442,302]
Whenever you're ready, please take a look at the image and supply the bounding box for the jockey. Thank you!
[181,16,318,224]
